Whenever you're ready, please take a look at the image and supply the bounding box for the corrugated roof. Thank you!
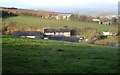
[44,28,70,33]
[12,31,43,36]
[49,36,79,42]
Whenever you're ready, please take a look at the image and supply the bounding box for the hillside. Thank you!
[3,16,115,31]
[1,7,62,18]
[2,36,119,73]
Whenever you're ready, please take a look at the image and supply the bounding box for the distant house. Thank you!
[55,13,72,20]
[92,19,101,24]
[44,28,71,37]
[103,31,117,36]
[92,18,111,25]
[92,19,100,22]
[12,31,44,38]
[99,21,111,25]
[103,31,113,36]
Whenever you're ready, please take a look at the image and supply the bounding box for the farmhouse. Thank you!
[44,28,71,37]
[12,31,44,38]
[92,19,100,22]
[103,31,117,36]
[55,13,72,20]
[99,21,111,25]
[103,31,113,36]
[92,18,111,25]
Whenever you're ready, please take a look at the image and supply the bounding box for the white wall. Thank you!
[45,32,70,37]
[21,36,36,38]
[45,33,54,35]
[26,36,35,38]
[63,32,71,37]
[103,32,113,36]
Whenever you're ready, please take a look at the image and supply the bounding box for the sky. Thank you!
[0,0,119,14]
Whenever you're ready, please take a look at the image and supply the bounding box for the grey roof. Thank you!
[49,36,79,42]
[12,31,44,36]
[44,28,71,33]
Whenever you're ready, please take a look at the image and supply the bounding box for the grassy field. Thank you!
[2,16,116,31]
[2,36,119,73]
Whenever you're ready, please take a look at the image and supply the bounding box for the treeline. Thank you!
[70,13,119,24]
[2,11,18,18]
[70,14,93,22]
[2,10,43,18]
[19,12,43,18]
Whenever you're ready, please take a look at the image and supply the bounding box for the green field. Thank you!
[3,16,115,31]
[2,36,119,73]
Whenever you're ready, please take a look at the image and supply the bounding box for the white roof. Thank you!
[58,13,72,16]
[92,19,100,22]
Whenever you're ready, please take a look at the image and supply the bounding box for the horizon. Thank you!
[0,0,120,15]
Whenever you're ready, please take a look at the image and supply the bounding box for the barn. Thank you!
[12,31,44,38]
[49,35,79,42]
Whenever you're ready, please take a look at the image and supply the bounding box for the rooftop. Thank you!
[44,28,71,33]
[12,31,43,36]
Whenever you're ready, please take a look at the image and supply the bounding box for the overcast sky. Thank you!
[0,0,119,13]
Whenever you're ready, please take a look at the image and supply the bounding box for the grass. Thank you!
[2,16,115,31]
[2,35,119,73]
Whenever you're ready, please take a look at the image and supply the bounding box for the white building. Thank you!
[92,19,100,22]
[55,13,72,20]
[103,31,113,36]
[44,28,71,37]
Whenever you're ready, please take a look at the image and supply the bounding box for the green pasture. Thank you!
[2,36,119,73]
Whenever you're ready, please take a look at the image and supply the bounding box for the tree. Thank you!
[111,17,117,24]
[70,14,80,21]
[80,15,87,21]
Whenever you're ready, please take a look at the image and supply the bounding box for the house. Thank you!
[102,22,111,25]
[103,31,112,36]
[12,31,44,38]
[92,19,102,24]
[92,19,100,22]
[92,18,111,25]
[44,28,71,37]
[55,13,72,20]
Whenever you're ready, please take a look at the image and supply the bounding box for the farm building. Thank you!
[99,21,111,25]
[103,31,113,36]
[55,13,72,20]
[44,28,71,37]
[103,31,117,36]
[49,35,79,42]
[92,18,111,25]
[12,31,44,38]
[12,29,80,42]
[92,19,100,22]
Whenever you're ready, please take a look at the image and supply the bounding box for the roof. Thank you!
[44,28,71,33]
[12,31,43,36]
[92,19,100,22]
[58,13,72,16]
[49,36,79,42]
